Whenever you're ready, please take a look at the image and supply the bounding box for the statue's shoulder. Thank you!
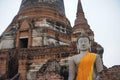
[72,54,80,59]
[68,54,79,62]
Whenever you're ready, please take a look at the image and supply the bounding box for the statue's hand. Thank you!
[96,76,100,80]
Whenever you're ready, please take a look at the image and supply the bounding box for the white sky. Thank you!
[0,0,120,68]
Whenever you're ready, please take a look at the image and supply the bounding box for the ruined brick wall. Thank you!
[99,65,120,80]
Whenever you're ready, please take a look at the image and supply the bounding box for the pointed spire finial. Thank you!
[77,0,84,16]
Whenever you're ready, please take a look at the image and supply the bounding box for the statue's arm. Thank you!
[68,58,76,80]
[95,54,103,73]
[95,54,103,80]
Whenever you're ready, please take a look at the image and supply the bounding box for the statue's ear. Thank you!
[89,41,91,46]
[89,41,91,52]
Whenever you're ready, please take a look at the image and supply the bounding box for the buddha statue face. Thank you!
[77,37,91,52]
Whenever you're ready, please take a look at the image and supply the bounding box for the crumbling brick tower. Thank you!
[0,0,103,80]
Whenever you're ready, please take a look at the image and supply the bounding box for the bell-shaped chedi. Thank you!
[19,0,65,16]
[0,0,72,49]
[17,0,68,24]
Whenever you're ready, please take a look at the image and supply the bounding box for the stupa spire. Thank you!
[74,0,87,26]
[77,0,84,16]
[72,0,94,42]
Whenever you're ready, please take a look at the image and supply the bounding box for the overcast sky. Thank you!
[0,0,120,68]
